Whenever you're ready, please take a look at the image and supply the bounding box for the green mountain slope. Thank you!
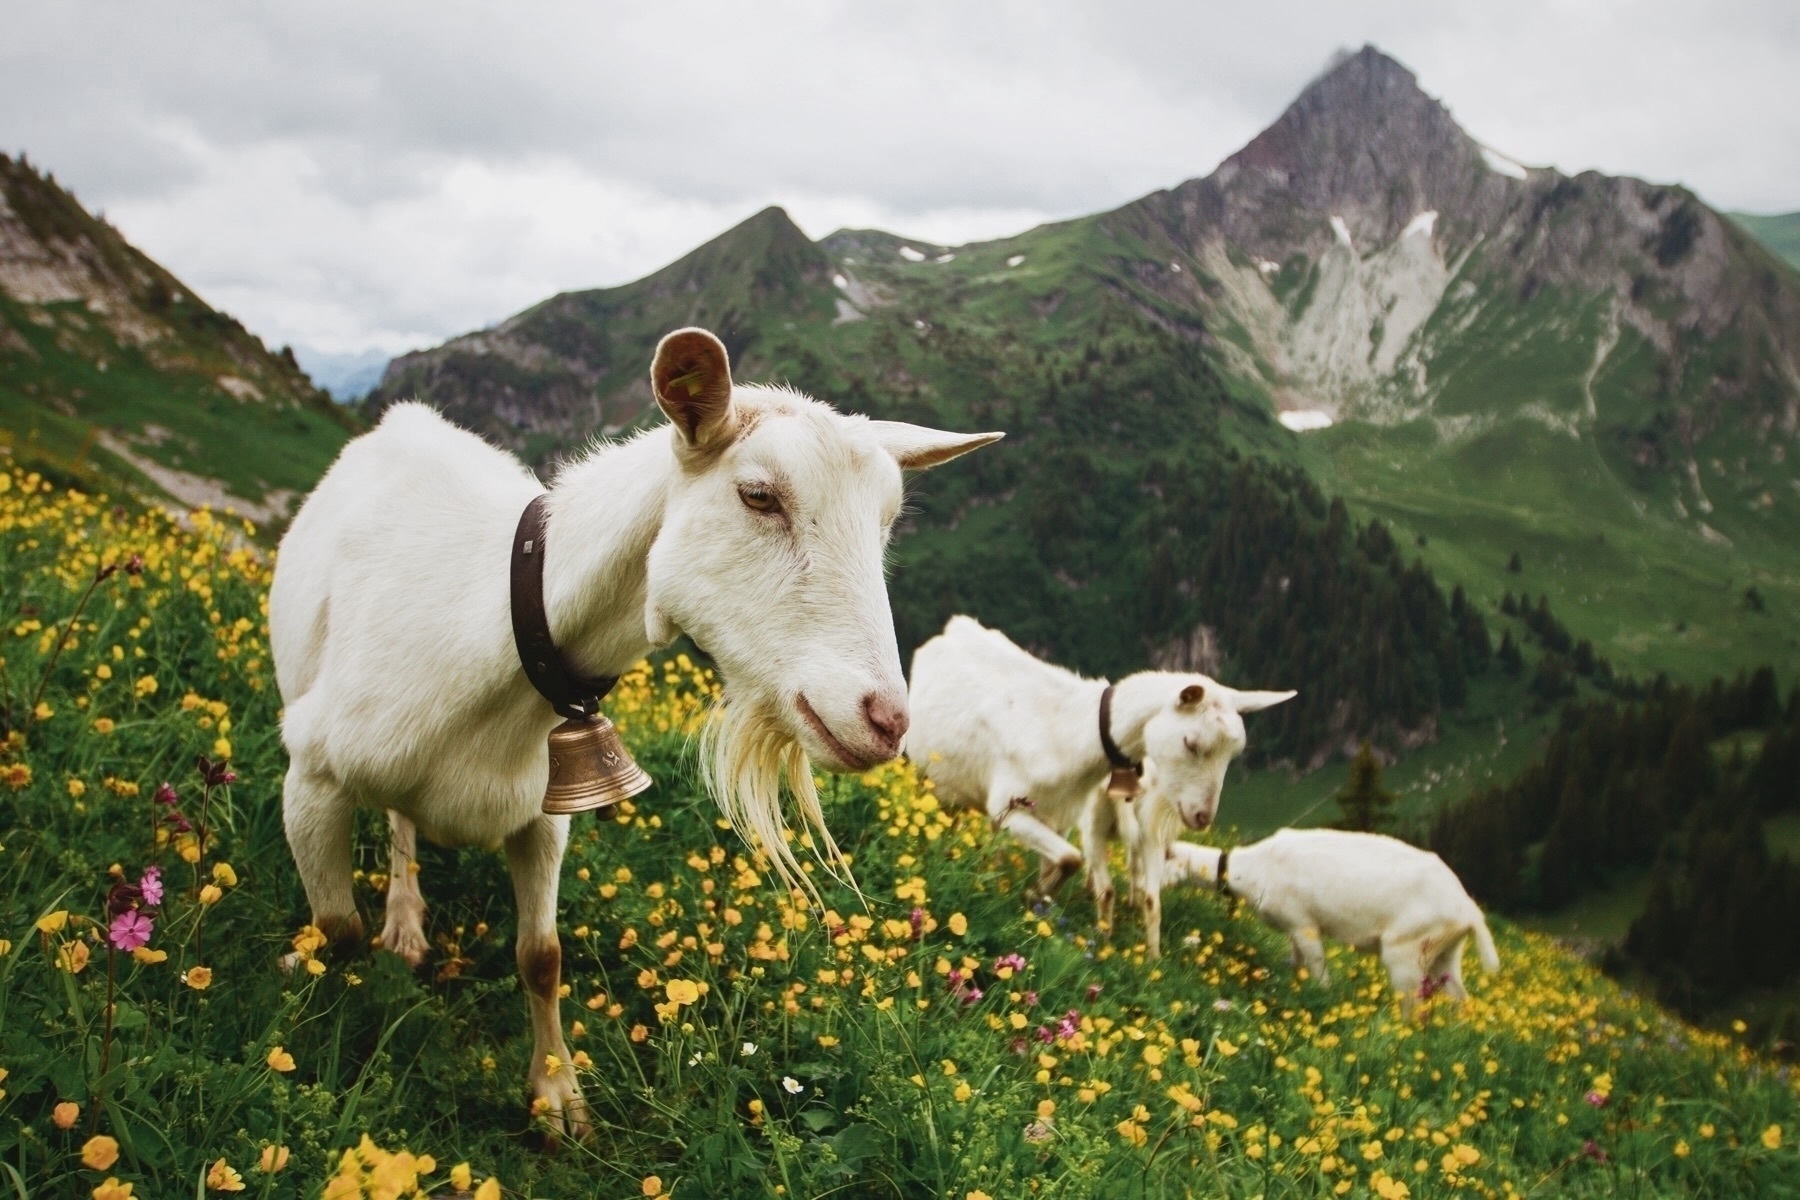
[371,48,1800,702]
[0,153,358,522]
[1732,211,1800,271]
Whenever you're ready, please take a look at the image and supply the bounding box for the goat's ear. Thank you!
[868,421,1004,471]
[1230,688,1297,713]
[1177,683,1207,708]
[652,327,737,451]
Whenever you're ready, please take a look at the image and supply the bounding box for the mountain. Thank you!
[371,46,1800,741]
[375,205,831,458]
[1732,211,1800,271]
[292,345,391,402]
[0,153,358,523]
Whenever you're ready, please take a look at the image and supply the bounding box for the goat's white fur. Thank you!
[1164,828,1501,1015]
[270,328,999,1135]
[905,615,1292,954]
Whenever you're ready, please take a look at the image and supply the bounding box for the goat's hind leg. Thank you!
[378,810,431,968]
[281,763,363,960]
[507,814,588,1139]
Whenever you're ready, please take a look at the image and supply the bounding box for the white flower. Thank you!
[1213,998,1234,1012]
[781,1075,804,1094]
[688,1051,704,1066]
[741,1041,758,1057]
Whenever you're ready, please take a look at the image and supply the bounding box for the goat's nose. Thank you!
[863,692,909,754]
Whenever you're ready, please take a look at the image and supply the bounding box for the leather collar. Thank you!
[1097,684,1141,774]
[511,494,617,720]
[1216,848,1232,896]
[1098,684,1143,782]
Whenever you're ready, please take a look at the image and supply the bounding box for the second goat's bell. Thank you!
[542,713,653,815]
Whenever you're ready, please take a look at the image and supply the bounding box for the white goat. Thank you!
[1164,829,1500,1015]
[905,616,1292,956]
[270,328,999,1135]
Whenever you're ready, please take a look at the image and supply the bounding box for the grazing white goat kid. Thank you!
[905,616,1292,955]
[270,328,999,1135]
[1164,829,1500,1015]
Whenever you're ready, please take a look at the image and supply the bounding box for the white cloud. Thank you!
[2,0,1794,355]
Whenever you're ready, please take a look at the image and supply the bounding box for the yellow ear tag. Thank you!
[666,369,707,397]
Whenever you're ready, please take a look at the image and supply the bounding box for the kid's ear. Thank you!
[868,421,1004,470]
[652,327,737,451]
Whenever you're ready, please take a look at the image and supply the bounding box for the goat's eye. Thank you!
[738,485,781,514]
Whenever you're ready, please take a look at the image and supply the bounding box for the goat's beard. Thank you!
[699,693,853,907]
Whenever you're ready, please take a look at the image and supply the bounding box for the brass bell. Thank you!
[1105,766,1143,801]
[541,714,653,815]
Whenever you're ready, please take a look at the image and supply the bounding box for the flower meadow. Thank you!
[1,471,1798,1199]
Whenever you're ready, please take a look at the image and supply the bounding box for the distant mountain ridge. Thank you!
[0,153,357,521]
[371,46,1800,693]
[293,346,391,402]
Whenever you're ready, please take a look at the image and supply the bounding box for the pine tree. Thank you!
[1334,742,1397,832]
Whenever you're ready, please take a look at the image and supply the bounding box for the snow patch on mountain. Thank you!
[1480,145,1528,180]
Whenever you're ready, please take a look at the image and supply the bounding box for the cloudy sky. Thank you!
[5,1,1795,361]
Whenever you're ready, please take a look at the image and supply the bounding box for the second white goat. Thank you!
[906,615,1292,955]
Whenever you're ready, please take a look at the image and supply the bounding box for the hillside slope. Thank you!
[371,48,1800,694]
[1733,212,1800,271]
[2,477,1796,1197]
[0,153,358,522]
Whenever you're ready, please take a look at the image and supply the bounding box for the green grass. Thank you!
[5,473,1800,1198]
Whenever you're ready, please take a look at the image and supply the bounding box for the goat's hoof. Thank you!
[530,1072,592,1141]
[379,919,431,969]
[1035,857,1081,898]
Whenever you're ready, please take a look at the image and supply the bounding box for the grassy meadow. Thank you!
[3,470,1800,1199]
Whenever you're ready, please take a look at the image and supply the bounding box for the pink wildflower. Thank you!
[108,910,154,952]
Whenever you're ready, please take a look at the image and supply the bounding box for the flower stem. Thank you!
[27,562,112,724]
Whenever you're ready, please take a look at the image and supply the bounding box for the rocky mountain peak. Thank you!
[1212,45,1505,247]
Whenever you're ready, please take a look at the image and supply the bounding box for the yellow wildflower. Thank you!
[93,718,115,735]
[665,979,701,1006]
[1764,1125,1782,1150]
[257,1145,290,1172]
[53,1101,80,1129]
[92,1181,134,1200]
[67,777,86,798]
[198,884,223,905]
[211,862,238,886]
[205,1158,245,1191]
[58,940,91,974]
[36,909,70,933]
[266,1046,296,1073]
[184,966,213,990]
[82,1135,121,1170]
[947,912,968,936]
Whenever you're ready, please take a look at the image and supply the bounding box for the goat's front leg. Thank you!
[378,811,430,968]
[1138,839,1167,960]
[994,799,1083,899]
[506,814,587,1139]
[1077,790,1117,934]
[1291,925,1329,986]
